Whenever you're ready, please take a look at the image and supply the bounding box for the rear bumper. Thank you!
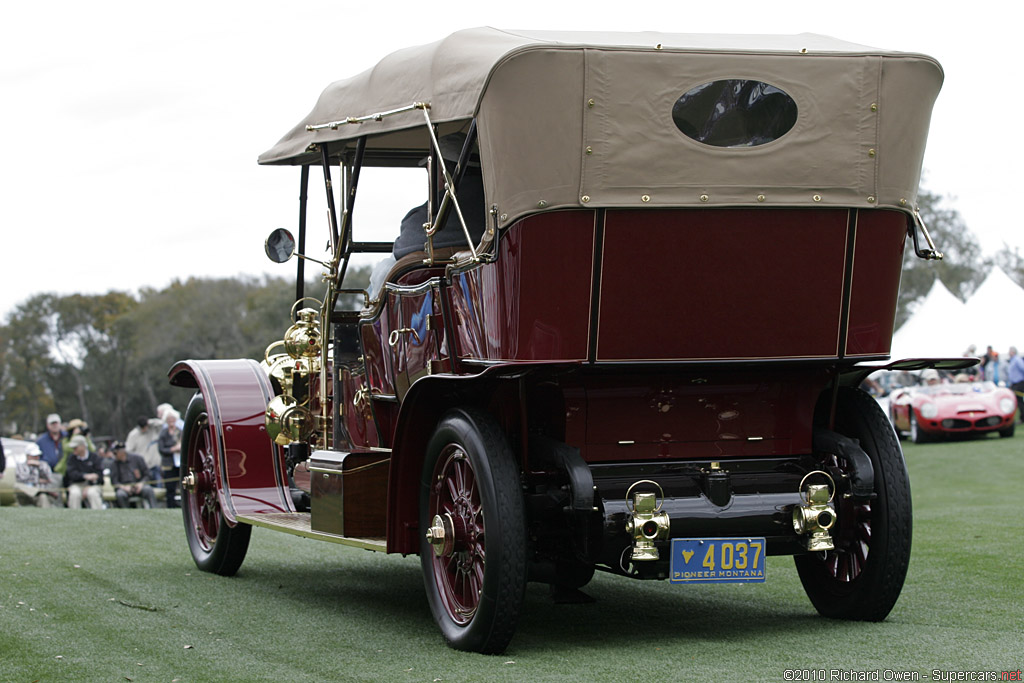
[582,457,819,576]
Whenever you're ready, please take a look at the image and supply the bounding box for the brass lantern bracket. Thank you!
[798,470,836,504]
[290,296,324,320]
[625,479,665,512]
[624,480,671,562]
[793,470,838,552]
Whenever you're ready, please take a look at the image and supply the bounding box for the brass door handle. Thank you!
[388,327,422,347]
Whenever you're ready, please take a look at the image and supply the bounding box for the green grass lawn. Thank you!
[2,432,1022,682]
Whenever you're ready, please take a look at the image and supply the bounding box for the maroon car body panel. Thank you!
[169,359,292,522]
[444,208,905,366]
[449,211,595,362]
[573,368,826,462]
[597,209,850,361]
[846,210,907,357]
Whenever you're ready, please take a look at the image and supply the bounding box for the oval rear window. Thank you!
[672,80,797,148]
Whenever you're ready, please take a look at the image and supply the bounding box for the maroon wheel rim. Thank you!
[428,444,485,625]
[821,453,871,582]
[186,414,221,552]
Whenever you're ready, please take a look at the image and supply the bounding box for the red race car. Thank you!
[890,379,1017,443]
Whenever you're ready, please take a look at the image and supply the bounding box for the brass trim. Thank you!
[305,101,427,131]
[625,479,665,513]
[308,457,390,476]
[798,470,836,504]
[388,327,422,347]
[236,513,386,552]
[421,108,478,261]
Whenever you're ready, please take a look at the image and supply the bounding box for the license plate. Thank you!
[669,537,766,584]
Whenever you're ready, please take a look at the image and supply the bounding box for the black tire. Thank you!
[795,387,911,621]
[420,408,527,654]
[999,423,1015,438]
[910,412,931,444]
[181,393,251,576]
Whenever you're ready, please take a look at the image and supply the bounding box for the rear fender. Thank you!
[170,359,292,523]
[385,365,546,554]
[385,373,490,554]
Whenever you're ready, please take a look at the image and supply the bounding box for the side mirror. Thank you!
[265,228,296,264]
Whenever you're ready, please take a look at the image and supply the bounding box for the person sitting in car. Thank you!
[392,132,486,260]
[368,133,486,302]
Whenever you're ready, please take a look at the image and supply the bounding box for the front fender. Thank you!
[170,359,292,522]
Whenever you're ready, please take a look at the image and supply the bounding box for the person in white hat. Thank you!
[14,445,61,507]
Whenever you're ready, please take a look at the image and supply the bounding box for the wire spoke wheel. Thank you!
[429,444,486,624]
[817,452,872,583]
[796,388,912,621]
[420,408,526,654]
[181,393,251,576]
[186,412,220,552]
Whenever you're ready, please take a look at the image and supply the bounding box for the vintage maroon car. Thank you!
[169,29,973,653]
[890,380,1016,443]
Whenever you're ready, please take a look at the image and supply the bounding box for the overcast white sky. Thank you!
[1,1,1018,321]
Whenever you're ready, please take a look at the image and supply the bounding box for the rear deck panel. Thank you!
[596,209,849,361]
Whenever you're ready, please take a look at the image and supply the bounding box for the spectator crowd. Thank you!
[3,403,183,509]
[959,344,1024,417]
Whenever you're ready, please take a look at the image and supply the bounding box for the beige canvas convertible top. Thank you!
[260,27,943,227]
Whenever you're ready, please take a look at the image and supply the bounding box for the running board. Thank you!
[236,512,387,552]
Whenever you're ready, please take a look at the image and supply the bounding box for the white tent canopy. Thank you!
[891,267,1024,360]
[890,278,969,359]
[961,267,1024,354]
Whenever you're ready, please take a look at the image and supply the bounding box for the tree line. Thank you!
[2,190,1022,440]
[0,268,367,441]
